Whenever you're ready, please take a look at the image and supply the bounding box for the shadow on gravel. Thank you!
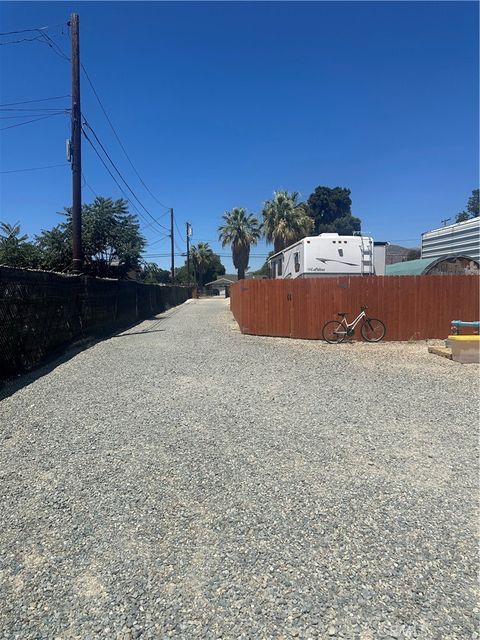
[0,313,167,401]
[112,328,166,337]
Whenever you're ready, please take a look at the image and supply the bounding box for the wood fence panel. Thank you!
[229,276,479,341]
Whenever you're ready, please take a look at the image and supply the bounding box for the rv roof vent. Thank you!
[319,233,339,237]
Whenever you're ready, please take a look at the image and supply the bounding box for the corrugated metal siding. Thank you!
[422,218,480,260]
[229,276,479,341]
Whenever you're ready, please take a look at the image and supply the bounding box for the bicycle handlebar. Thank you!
[361,305,368,311]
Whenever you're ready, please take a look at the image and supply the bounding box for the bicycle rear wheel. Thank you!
[322,320,347,344]
[361,318,386,342]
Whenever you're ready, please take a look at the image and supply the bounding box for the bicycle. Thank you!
[322,306,386,343]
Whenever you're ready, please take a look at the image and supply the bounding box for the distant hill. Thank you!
[386,244,420,265]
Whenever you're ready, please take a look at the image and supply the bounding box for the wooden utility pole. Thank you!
[186,222,191,283]
[70,13,82,273]
[170,208,175,283]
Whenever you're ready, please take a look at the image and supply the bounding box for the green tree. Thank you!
[251,250,275,277]
[35,197,146,276]
[218,207,261,280]
[262,191,313,253]
[0,222,41,268]
[35,226,71,271]
[141,262,172,284]
[184,243,225,286]
[455,188,479,222]
[307,186,361,235]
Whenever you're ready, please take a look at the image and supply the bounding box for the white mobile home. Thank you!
[268,234,387,279]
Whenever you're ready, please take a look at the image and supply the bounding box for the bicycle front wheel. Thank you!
[322,320,347,344]
[361,318,386,342]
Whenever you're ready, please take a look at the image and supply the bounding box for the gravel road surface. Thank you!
[0,298,478,639]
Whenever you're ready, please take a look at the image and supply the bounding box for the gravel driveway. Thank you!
[0,298,478,639]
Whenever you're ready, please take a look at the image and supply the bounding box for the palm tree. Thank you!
[190,242,214,287]
[261,191,313,253]
[0,221,28,245]
[218,208,261,280]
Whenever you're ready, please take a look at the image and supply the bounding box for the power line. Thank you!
[0,95,70,107]
[0,112,67,131]
[39,30,70,61]
[0,26,49,36]
[173,215,185,244]
[81,62,170,210]
[0,106,70,112]
[0,162,68,174]
[0,35,46,46]
[0,111,68,120]
[147,236,170,247]
[82,118,170,232]
[82,126,169,237]
[81,172,98,198]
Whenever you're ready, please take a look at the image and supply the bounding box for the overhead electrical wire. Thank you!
[81,172,98,198]
[25,28,173,219]
[80,62,170,210]
[82,117,170,232]
[0,95,70,107]
[173,215,185,243]
[0,106,70,112]
[0,26,51,35]
[0,162,68,174]
[0,35,47,46]
[81,125,170,239]
[0,112,67,131]
[39,30,70,61]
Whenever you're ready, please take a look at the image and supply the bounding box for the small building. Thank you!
[422,217,480,261]
[204,275,237,296]
[385,254,479,276]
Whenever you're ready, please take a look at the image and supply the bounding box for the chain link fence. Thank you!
[0,266,193,379]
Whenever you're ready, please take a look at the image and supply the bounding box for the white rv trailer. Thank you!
[267,233,386,278]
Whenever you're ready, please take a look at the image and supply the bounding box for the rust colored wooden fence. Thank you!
[229,276,479,341]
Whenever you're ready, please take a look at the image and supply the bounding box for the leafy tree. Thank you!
[251,250,275,277]
[262,191,313,253]
[76,197,145,275]
[190,242,213,286]
[0,222,41,268]
[177,244,225,286]
[35,226,71,271]
[307,186,361,235]
[35,197,146,276]
[141,262,171,284]
[455,188,479,222]
[202,252,225,285]
[218,207,261,280]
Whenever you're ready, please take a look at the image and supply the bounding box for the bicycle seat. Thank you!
[337,312,347,317]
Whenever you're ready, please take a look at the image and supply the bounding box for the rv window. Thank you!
[277,258,282,276]
[294,252,300,272]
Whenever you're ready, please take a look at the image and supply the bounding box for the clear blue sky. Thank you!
[1,1,478,272]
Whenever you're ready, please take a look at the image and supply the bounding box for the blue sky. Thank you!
[1,1,478,273]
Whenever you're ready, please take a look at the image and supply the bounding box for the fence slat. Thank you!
[230,276,479,341]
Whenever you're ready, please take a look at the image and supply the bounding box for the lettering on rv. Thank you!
[316,258,359,267]
[306,257,359,272]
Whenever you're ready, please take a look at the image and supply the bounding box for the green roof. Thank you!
[385,257,437,275]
